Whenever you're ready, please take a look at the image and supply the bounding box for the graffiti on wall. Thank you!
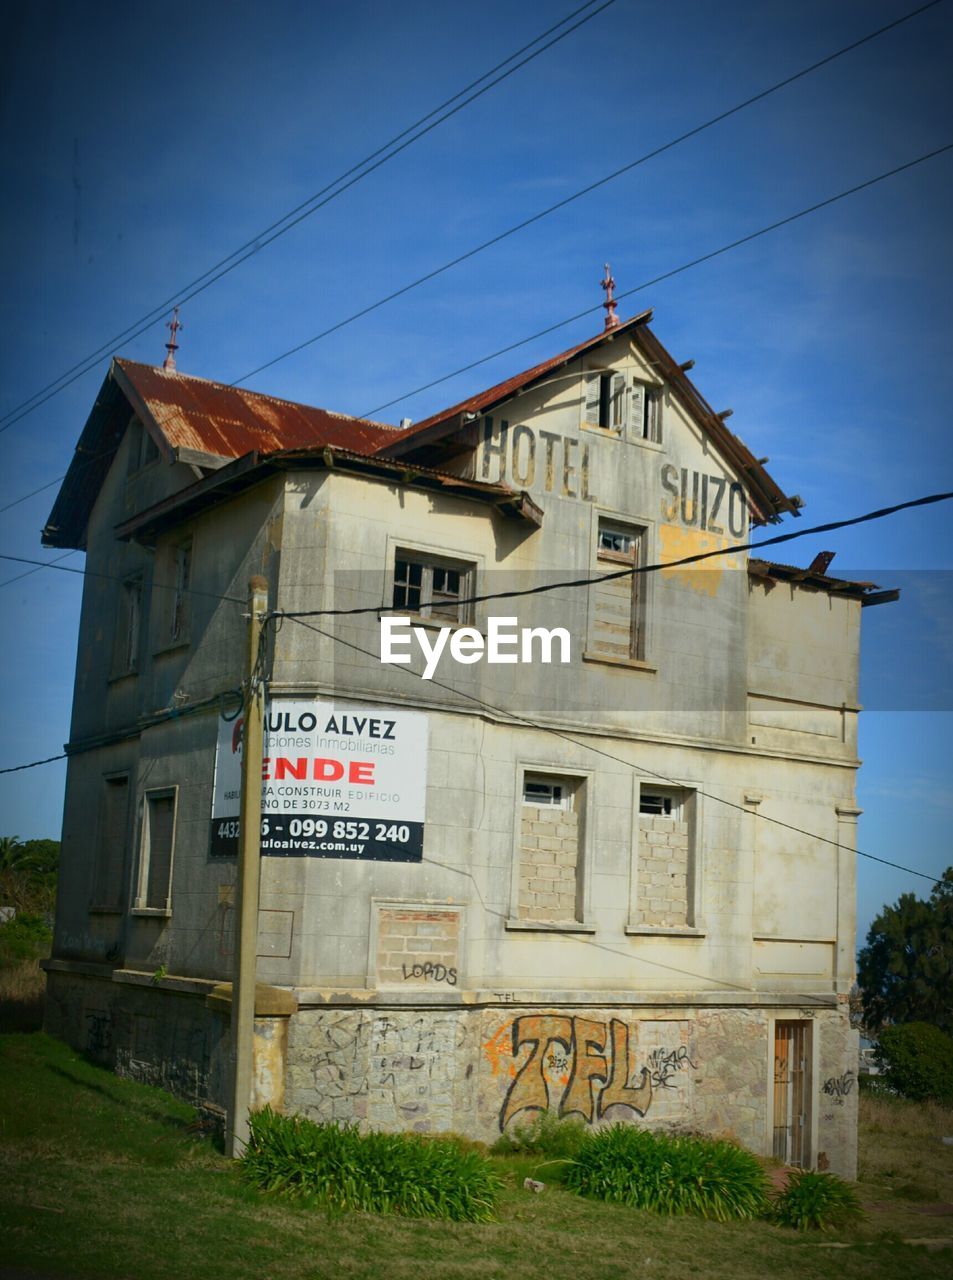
[483,1014,656,1129]
[646,1044,697,1090]
[821,1070,855,1106]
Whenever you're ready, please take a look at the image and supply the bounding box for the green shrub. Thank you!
[875,1022,953,1105]
[490,1110,589,1159]
[242,1107,501,1222]
[772,1169,863,1232]
[0,914,52,968]
[564,1125,770,1221]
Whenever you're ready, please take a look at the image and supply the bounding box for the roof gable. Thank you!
[42,360,399,549]
[374,315,799,525]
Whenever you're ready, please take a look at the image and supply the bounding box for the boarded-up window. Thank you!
[91,775,129,909]
[170,541,192,643]
[590,519,645,661]
[135,790,176,912]
[111,575,142,676]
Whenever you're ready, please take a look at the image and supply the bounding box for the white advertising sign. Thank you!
[211,698,428,862]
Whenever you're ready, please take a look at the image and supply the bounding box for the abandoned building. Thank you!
[41,297,887,1176]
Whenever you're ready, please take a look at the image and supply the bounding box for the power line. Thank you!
[231,0,948,388]
[0,0,615,437]
[0,3,942,521]
[280,612,941,888]
[6,488,950,609]
[361,141,953,418]
[0,552,246,606]
[0,550,76,590]
[0,753,68,775]
[275,490,953,620]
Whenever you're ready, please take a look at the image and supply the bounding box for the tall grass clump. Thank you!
[242,1107,501,1222]
[772,1168,863,1232]
[490,1110,590,1159]
[564,1125,770,1221]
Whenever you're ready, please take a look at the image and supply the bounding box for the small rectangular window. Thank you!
[631,382,662,443]
[91,775,130,909]
[522,776,571,809]
[584,371,626,432]
[134,789,177,913]
[591,518,646,661]
[392,552,473,623]
[639,791,678,817]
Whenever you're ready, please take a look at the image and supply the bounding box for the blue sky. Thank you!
[0,0,950,941]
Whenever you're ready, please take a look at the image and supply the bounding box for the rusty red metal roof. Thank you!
[375,311,653,458]
[43,360,401,548]
[114,358,398,458]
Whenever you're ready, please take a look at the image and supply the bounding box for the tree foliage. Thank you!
[0,836,60,916]
[857,867,952,1035]
[874,1022,953,1105]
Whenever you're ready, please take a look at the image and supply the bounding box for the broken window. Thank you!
[111,574,142,676]
[392,552,473,624]
[134,789,177,914]
[91,775,130,910]
[590,518,646,661]
[584,371,626,432]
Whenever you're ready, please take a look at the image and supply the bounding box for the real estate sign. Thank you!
[211,698,428,862]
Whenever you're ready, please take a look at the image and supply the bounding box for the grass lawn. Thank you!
[0,1032,951,1280]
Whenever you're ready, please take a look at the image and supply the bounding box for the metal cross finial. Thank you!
[600,263,619,331]
[163,307,183,371]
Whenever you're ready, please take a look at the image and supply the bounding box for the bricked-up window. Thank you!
[111,574,142,676]
[637,786,693,928]
[590,519,646,661]
[134,789,177,913]
[392,552,474,623]
[518,773,582,923]
[91,775,129,909]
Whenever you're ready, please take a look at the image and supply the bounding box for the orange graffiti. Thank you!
[493,1014,654,1130]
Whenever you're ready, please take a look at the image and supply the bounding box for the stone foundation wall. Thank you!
[43,971,858,1177]
[287,1002,857,1176]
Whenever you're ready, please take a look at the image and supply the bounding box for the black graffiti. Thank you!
[646,1044,697,1089]
[821,1069,855,1104]
[401,962,457,986]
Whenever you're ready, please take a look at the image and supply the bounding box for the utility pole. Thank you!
[226,575,268,1159]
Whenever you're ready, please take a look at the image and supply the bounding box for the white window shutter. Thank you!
[610,372,626,429]
[585,374,601,423]
[631,382,646,436]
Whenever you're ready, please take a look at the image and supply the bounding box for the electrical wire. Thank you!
[362,141,953,417]
[0,0,616,437]
[280,612,942,888]
[0,550,76,590]
[275,490,953,619]
[0,1,944,516]
[0,552,246,606]
[231,0,948,389]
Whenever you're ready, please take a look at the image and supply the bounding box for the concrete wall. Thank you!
[46,325,865,1174]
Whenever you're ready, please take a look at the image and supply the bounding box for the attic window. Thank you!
[584,372,625,432]
[127,417,161,475]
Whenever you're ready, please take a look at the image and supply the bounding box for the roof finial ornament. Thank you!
[163,307,182,371]
[600,263,619,331]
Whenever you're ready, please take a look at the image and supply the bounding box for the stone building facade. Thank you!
[41,308,886,1175]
